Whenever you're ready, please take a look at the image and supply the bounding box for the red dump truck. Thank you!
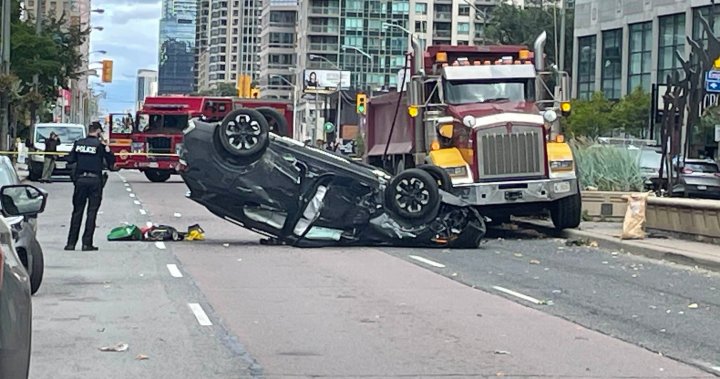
[108,96,293,182]
[363,32,581,230]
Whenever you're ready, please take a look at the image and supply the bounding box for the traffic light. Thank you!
[356,93,367,114]
[101,59,113,83]
[560,101,571,117]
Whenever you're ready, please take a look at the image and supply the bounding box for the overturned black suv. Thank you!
[178,108,486,248]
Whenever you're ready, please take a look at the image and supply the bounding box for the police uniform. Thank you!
[64,130,116,251]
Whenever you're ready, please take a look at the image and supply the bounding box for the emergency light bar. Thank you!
[144,104,190,109]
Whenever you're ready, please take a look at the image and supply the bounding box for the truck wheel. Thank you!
[385,168,440,224]
[416,164,453,192]
[255,107,289,137]
[551,187,582,230]
[29,162,42,181]
[144,169,172,183]
[218,109,270,159]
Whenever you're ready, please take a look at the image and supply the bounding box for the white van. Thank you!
[29,123,86,181]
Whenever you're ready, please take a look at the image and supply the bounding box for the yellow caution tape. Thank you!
[0,151,179,157]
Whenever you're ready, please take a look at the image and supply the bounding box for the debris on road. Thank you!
[135,354,149,360]
[513,253,523,257]
[621,193,649,240]
[565,238,598,247]
[107,224,205,242]
[688,303,699,309]
[494,350,511,355]
[99,343,129,352]
[173,212,182,218]
[529,259,540,265]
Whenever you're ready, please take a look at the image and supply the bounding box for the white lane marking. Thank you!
[126,188,132,192]
[188,303,213,326]
[139,209,147,215]
[129,194,136,198]
[711,366,720,373]
[124,183,129,187]
[155,241,166,250]
[166,264,183,278]
[408,255,446,268]
[134,200,141,205]
[492,285,543,305]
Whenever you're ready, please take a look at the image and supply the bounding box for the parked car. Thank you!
[672,158,720,199]
[0,156,45,294]
[28,123,87,181]
[0,183,48,379]
[179,109,487,248]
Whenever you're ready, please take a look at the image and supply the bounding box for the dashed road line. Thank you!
[129,193,136,198]
[408,255,446,268]
[492,285,543,305]
[134,200,141,205]
[188,303,213,326]
[139,209,147,215]
[166,264,183,278]
[155,241,166,250]
[126,188,132,192]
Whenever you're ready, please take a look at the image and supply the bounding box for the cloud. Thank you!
[87,0,163,113]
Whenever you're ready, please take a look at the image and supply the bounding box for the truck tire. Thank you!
[218,109,270,159]
[385,168,440,225]
[144,169,172,183]
[255,107,289,137]
[416,164,453,192]
[550,187,581,230]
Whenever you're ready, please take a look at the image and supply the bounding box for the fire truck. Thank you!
[363,32,581,230]
[108,96,293,182]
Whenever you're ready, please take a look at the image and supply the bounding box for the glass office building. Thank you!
[158,0,197,94]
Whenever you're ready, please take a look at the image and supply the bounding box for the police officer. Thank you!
[64,122,116,251]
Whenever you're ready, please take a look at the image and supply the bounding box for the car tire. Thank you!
[144,169,172,183]
[22,248,43,295]
[550,184,582,230]
[255,107,289,137]
[416,164,453,192]
[218,108,270,159]
[385,168,441,224]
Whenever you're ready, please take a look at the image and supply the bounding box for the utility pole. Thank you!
[559,0,566,72]
[1,0,11,152]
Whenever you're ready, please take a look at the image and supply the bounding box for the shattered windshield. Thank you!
[443,79,534,105]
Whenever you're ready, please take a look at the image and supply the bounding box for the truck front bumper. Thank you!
[452,178,579,206]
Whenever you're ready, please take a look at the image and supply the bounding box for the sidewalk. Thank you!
[517,219,720,271]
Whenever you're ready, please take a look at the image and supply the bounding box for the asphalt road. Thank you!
[28,170,718,378]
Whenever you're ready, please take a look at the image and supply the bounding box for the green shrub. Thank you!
[570,138,645,192]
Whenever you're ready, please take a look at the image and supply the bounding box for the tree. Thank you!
[562,92,613,138]
[612,87,651,138]
[484,3,574,74]
[197,82,237,96]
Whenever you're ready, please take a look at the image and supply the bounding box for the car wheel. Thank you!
[416,164,453,192]
[218,108,270,159]
[385,168,440,224]
[23,248,43,295]
[144,169,172,183]
[255,107,289,137]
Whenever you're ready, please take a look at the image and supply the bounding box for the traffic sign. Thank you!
[706,70,720,93]
[323,122,335,133]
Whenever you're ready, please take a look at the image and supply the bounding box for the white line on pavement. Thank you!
[134,200,141,205]
[711,366,720,373]
[155,241,166,250]
[188,303,213,326]
[492,285,543,305]
[408,255,446,268]
[129,194,136,198]
[139,209,147,215]
[126,188,132,192]
[166,264,183,278]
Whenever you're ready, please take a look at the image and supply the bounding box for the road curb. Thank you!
[515,220,720,272]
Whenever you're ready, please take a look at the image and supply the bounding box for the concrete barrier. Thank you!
[646,197,720,244]
[581,191,630,221]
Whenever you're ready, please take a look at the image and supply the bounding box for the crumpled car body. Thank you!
[178,108,486,248]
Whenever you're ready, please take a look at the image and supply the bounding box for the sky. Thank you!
[88,0,162,114]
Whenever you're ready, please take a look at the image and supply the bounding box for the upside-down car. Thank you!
[178,108,487,248]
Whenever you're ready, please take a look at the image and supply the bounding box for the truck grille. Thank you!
[476,125,545,180]
[147,137,172,154]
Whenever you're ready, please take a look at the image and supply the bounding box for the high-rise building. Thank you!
[158,0,197,94]
[258,0,297,100]
[136,69,158,109]
[194,0,261,93]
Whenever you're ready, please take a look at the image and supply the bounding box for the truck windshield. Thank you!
[443,79,533,105]
[35,126,85,144]
[139,114,189,134]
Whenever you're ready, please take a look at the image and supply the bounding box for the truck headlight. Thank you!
[462,115,476,128]
[549,160,574,171]
[444,166,468,178]
[543,110,558,124]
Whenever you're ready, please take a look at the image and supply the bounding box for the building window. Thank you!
[459,5,470,16]
[693,6,720,45]
[391,1,409,14]
[345,18,363,31]
[577,35,597,100]
[415,21,427,34]
[415,3,427,15]
[457,23,469,35]
[601,29,622,100]
[628,22,652,93]
[658,13,686,84]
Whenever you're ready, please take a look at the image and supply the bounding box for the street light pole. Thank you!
[271,74,297,140]
[309,54,342,146]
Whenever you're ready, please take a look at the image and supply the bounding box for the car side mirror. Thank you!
[0,184,48,217]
